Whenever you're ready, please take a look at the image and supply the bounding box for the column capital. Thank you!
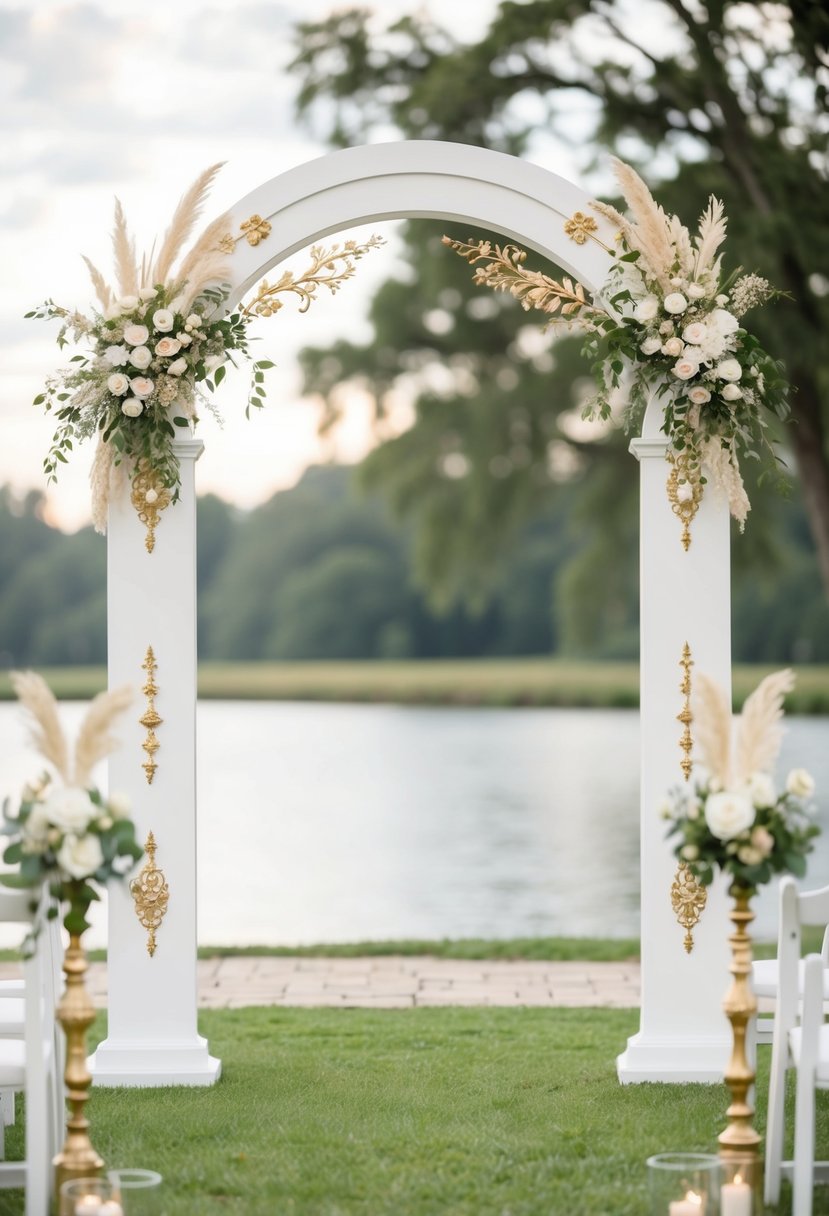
[172,436,205,462]
[629,436,669,463]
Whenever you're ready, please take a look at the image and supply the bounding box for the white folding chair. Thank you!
[765,877,829,1214]
[753,922,829,1048]
[0,887,61,1215]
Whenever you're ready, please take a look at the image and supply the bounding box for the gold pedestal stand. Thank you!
[53,933,103,1203]
[719,886,763,1207]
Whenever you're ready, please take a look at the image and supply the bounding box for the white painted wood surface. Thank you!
[93,140,731,1086]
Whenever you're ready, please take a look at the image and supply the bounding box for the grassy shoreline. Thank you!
[1,658,828,712]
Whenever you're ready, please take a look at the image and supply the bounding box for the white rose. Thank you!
[680,845,699,861]
[167,357,188,377]
[129,377,154,398]
[705,790,755,841]
[737,845,763,866]
[634,297,659,322]
[204,354,225,373]
[42,786,97,833]
[121,397,144,417]
[716,358,742,381]
[153,309,175,333]
[155,337,181,358]
[687,284,707,299]
[663,293,688,315]
[682,321,708,346]
[103,345,129,367]
[107,792,131,819]
[22,802,51,853]
[746,771,776,808]
[786,769,816,799]
[185,313,203,328]
[129,346,152,370]
[687,386,711,405]
[107,373,129,396]
[711,308,739,335]
[117,296,139,313]
[661,337,684,357]
[721,383,742,402]
[139,287,157,301]
[699,330,727,361]
[659,321,675,335]
[123,324,150,346]
[672,357,699,381]
[176,332,192,347]
[57,833,104,880]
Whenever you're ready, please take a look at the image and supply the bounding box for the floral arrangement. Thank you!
[1,672,143,945]
[444,158,789,529]
[28,163,383,533]
[662,669,819,894]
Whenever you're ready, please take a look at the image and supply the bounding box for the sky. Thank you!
[3,0,560,531]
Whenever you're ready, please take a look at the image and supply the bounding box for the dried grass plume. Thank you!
[10,670,70,783]
[734,668,795,785]
[74,684,133,787]
[691,673,733,786]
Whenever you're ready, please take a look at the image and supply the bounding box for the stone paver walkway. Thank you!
[75,956,640,1010]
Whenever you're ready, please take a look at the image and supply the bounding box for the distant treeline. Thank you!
[0,466,827,669]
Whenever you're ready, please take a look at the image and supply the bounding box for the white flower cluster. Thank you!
[95,291,215,421]
[18,779,136,882]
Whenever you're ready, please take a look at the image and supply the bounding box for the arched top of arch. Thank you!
[223,141,616,310]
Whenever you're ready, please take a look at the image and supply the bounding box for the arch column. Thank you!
[89,437,220,1086]
[617,420,732,1082]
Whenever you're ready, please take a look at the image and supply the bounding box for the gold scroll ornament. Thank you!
[139,645,163,784]
[130,464,171,554]
[130,832,170,957]
[672,641,707,952]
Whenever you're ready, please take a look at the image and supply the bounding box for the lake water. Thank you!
[1,702,827,948]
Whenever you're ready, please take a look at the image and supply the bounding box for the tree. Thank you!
[290,1,829,599]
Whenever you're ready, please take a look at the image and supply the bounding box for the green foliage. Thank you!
[289,0,829,604]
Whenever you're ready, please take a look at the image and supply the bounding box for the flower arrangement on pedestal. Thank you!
[1,670,144,1189]
[445,159,789,534]
[663,668,818,890]
[661,667,819,1195]
[28,164,383,536]
[1,671,142,942]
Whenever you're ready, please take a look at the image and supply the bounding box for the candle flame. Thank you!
[734,1174,743,1185]
[686,1192,702,1207]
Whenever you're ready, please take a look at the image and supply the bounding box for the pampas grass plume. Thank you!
[73,684,133,788]
[10,670,70,783]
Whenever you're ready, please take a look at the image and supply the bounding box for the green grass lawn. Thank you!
[1,659,827,712]
[4,1006,827,1215]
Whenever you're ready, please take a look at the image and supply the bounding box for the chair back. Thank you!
[777,878,829,1043]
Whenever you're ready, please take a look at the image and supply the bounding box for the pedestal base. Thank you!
[89,1035,221,1087]
[617,1030,730,1084]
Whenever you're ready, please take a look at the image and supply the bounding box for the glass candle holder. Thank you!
[647,1153,722,1215]
[60,1177,123,1216]
[107,1169,163,1215]
[720,1155,763,1216]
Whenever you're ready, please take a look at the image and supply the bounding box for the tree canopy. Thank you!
[289,0,829,602]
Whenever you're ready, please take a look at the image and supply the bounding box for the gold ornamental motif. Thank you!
[240,213,272,246]
[130,464,171,553]
[563,211,599,245]
[218,232,237,254]
[139,646,163,784]
[130,831,170,957]
[677,641,694,781]
[671,863,708,955]
[666,452,703,550]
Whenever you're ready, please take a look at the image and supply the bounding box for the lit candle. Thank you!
[99,1203,124,1216]
[74,1198,103,1216]
[669,1190,704,1216]
[721,1173,752,1216]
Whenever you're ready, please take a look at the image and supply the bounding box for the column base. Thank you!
[617,1030,729,1084]
[89,1035,221,1087]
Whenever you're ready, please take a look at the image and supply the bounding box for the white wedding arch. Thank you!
[88,141,732,1088]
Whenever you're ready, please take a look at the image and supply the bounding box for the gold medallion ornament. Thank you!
[562,210,611,251]
[671,864,708,955]
[130,831,170,957]
[666,452,703,551]
[240,213,272,246]
[130,464,172,554]
[139,646,162,784]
